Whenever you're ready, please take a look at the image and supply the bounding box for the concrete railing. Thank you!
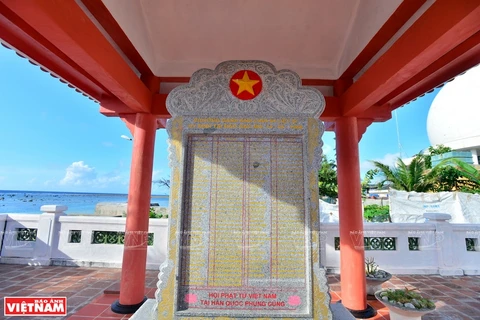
[0,205,168,270]
[1,208,479,275]
[320,213,480,275]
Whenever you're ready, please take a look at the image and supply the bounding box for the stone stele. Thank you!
[154,61,333,319]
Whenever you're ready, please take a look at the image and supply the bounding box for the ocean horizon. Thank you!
[0,190,169,214]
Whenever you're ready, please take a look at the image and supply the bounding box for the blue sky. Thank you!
[0,45,437,194]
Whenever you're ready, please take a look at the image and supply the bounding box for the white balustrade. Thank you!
[0,206,168,269]
[1,209,479,274]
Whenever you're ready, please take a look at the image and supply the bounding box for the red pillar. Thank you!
[112,113,157,314]
[335,117,375,317]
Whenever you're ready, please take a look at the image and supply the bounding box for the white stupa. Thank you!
[426,64,480,165]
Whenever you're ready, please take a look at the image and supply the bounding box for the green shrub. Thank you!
[378,288,435,310]
[149,207,167,219]
[364,205,390,222]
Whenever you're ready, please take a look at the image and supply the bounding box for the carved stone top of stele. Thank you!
[166,60,325,118]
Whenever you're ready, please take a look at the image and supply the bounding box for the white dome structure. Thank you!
[427,64,480,165]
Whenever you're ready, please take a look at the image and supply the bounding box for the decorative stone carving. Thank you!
[167,60,325,118]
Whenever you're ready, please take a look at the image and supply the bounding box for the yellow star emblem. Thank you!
[233,71,260,96]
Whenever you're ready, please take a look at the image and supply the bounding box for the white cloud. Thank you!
[102,141,114,147]
[60,161,96,186]
[27,178,37,185]
[0,176,5,182]
[360,152,400,172]
[322,143,333,156]
[59,161,123,188]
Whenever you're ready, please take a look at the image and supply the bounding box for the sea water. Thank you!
[0,190,169,214]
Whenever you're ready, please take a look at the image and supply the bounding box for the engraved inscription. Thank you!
[178,134,309,316]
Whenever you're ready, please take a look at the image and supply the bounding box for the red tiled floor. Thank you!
[92,294,120,305]
[0,264,478,319]
[74,303,110,317]
[98,305,128,318]
[329,274,480,319]
[0,264,156,319]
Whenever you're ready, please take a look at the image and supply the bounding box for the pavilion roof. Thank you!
[0,0,479,128]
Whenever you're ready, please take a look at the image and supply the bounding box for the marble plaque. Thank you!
[177,135,310,317]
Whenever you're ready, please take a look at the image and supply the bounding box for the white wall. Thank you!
[1,214,41,260]
[321,217,480,276]
[1,211,479,275]
[0,211,168,270]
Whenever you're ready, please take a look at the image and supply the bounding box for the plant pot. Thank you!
[366,270,392,297]
[375,290,436,320]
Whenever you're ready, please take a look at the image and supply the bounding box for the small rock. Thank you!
[404,303,416,309]
[382,296,389,302]
[411,299,421,309]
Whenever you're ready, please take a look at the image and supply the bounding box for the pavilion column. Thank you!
[112,113,157,314]
[335,117,375,318]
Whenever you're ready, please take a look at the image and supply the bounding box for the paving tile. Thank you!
[0,285,30,295]
[67,296,93,307]
[92,294,119,305]
[456,289,479,297]
[436,296,471,306]
[13,289,39,296]
[146,288,156,299]
[431,284,456,290]
[67,316,95,319]
[434,304,460,312]
[422,311,468,320]
[451,304,480,317]
[98,306,128,319]
[0,280,17,289]
[104,282,121,294]
[420,288,450,298]
[74,303,109,317]
[396,276,416,282]
[53,280,78,287]
[76,288,104,297]
[431,312,475,320]
[89,280,113,289]
[56,290,79,298]
[388,279,407,285]
[38,285,67,293]
[400,281,422,287]
[467,301,480,309]
[8,274,33,281]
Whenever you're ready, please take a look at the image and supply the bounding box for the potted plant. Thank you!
[375,287,436,320]
[365,257,392,297]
